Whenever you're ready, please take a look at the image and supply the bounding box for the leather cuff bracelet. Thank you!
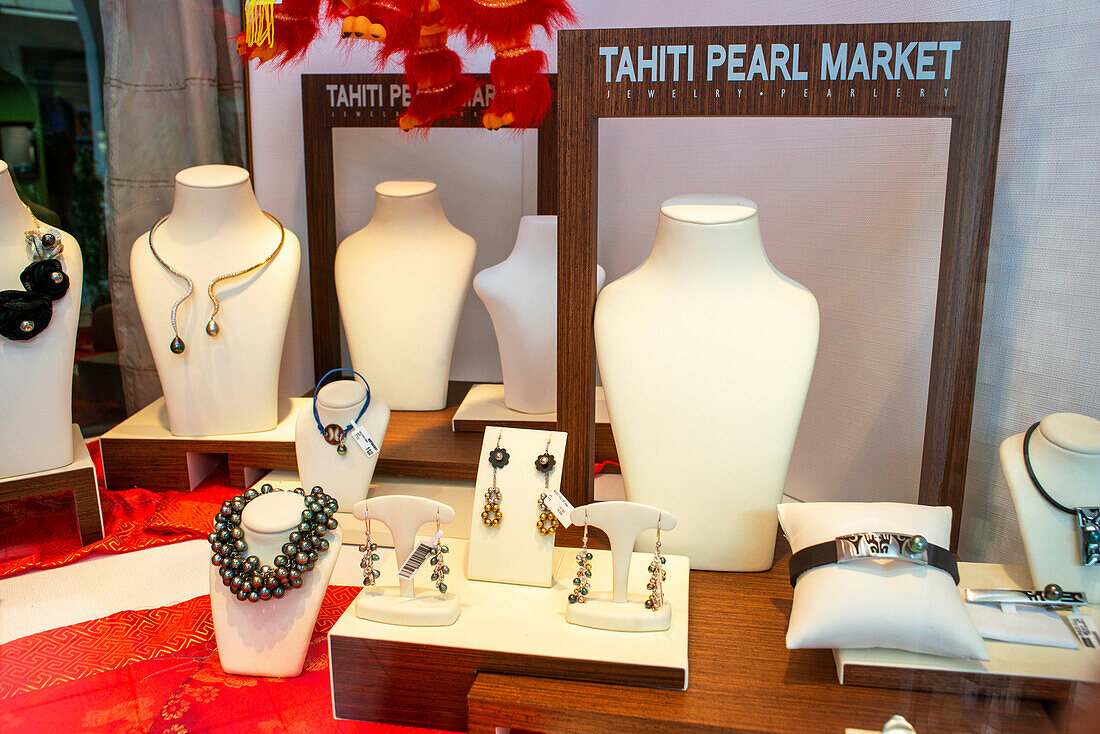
[789,532,960,587]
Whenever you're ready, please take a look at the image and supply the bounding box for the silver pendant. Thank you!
[1077,507,1100,566]
[966,584,1087,608]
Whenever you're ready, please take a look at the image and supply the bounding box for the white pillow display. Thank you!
[779,501,989,660]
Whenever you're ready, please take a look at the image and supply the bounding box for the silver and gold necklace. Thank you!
[147,212,285,354]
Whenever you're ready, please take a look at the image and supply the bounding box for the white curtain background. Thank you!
[241,1,1097,564]
[100,0,245,412]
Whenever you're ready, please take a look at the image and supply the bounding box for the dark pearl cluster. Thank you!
[209,483,339,603]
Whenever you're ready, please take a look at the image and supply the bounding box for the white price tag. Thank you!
[349,422,378,458]
[1067,614,1100,650]
[541,489,574,528]
[396,530,444,579]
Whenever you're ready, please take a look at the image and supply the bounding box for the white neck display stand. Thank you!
[594,196,819,571]
[295,378,390,512]
[1001,412,1100,601]
[466,426,567,586]
[565,501,677,632]
[0,160,83,478]
[473,215,606,414]
[130,164,300,436]
[351,495,460,626]
[335,181,476,411]
[210,490,342,677]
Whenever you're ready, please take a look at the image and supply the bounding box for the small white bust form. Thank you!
[565,501,677,632]
[336,181,476,411]
[474,215,606,414]
[351,495,459,626]
[0,160,82,478]
[210,489,342,677]
[130,164,300,436]
[1001,412,1100,600]
[294,377,390,512]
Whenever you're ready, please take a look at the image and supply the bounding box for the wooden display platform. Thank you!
[452,384,619,463]
[835,562,1099,701]
[329,540,689,731]
[0,425,102,545]
[465,545,1059,734]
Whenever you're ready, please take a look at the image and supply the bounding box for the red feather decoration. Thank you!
[238,0,324,67]
[336,0,425,61]
[442,0,576,46]
[486,47,552,128]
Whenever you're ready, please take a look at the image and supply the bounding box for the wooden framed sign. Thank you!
[301,73,557,381]
[556,23,1010,547]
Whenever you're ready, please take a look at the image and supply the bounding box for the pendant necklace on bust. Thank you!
[312,368,371,456]
[1023,421,1100,566]
[147,212,285,354]
[1,204,69,342]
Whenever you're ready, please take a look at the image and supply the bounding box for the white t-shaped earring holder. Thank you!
[352,495,459,627]
[565,501,677,632]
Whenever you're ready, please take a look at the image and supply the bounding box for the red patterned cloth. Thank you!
[0,441,237,580]
[0,586,451,734]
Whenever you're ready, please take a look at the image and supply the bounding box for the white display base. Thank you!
[330,538,689,688]
[452,383,610,429]
[566,594,672,632]
[835,562,1100,686]
[356,587,460,627]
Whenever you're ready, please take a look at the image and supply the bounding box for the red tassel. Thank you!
[442,0,577,46]
[336,0,425,61]
[400,74,482,131]
[484,47,552,128]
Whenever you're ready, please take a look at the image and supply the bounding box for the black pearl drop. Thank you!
[169,336,185,354]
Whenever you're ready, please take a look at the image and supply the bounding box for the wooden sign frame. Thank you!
[556,23,1010,547]
[302,73,557,381]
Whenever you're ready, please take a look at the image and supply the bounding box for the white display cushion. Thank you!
[779,501,988,660]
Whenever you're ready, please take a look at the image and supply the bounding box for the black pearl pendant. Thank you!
[170,336,186,354]
[206,319,220,337]
[337,443,348,456]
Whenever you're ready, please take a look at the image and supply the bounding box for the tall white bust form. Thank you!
[594,196,819,571]
[474,215,606,414]
[1001,413,1100,600]
[0,160,82,478]
[130,165,300,436]
[335,181,476,411]
[210,489,342,677]
[294,378,390,511]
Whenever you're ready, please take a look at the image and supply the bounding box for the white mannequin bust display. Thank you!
[295,374,390,512]
[130,165,300,436]
[594,196,819,572]
[565,501,677,632]
[352,495,459,626]
[210,489,342,677]
[1001,412,1100,601]
[0,160,82,478]
[336,181,476,411]
[473,215,606,414]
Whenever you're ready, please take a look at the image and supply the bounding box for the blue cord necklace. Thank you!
[312,368,371,456]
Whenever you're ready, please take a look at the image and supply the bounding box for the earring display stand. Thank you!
[466,426,567,587]
[352,495,459,627]
[328,538,689,730]
[566,501,677,632]
[0,425,102,545]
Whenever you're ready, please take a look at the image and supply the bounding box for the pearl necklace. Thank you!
[147,212,285,355]
[209,484,338,602]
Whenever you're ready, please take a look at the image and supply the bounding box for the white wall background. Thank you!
[249,1,1100,563]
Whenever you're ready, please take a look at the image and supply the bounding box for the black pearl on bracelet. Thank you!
[209,483,339,603]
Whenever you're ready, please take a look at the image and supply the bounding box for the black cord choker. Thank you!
[1,204,69,341]
[1022,421,1100,566]
[209,483,339,602]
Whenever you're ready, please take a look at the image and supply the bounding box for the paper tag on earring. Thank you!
[397,541,435,579]
[1067,614,1100,650]
[349,422,379,458]
[541,489,574,528]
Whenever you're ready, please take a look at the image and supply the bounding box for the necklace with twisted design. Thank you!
[147,212,285,354]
